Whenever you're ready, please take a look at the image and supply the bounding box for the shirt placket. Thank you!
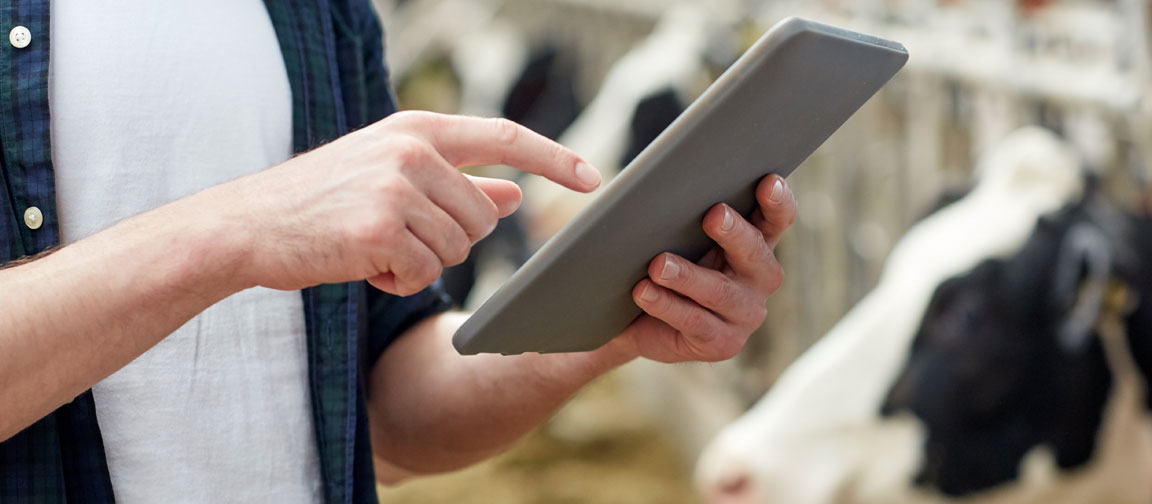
[0,0,58,258]
[263,1,362,502]
[0,2,120,503]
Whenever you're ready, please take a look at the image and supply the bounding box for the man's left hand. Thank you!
[607,174,798,363]
[369,175,795,479]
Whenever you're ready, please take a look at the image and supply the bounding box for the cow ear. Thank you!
[1052,224,1113,354]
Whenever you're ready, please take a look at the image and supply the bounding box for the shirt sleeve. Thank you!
[363,280,455,366]
[332,0,398,129]
[344,0,454,363]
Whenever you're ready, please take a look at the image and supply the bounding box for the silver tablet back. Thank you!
[454,18,908,355]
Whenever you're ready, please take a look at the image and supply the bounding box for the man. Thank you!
[0,1,797,503]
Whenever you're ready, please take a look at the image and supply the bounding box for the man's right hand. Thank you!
[1,110,604,440]
[212,111,601,295]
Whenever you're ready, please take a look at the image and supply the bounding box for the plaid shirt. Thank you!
[0,1,452,503]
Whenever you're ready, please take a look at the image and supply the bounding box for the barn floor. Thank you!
[376,372,703,504]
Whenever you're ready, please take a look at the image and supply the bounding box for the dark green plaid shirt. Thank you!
[0,1,452,502]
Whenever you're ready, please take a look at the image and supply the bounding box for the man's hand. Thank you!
[219,110,601,295]
[610,174,797,363]
[367,174,796,479]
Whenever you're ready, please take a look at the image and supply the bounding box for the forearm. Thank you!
[0,190,249,440]
[367,312,638,480]
[0,110,603,443]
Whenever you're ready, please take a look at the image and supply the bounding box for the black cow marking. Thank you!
[880,194,1152,497]
[501,46,581,142]
[620,88,686,168]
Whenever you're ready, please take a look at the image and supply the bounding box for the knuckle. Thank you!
[446,248,469,268]
[713,326,746,354]
[489,118,520,146]
[382,111,415,131]
[397,281,424,297]
[763,205,798,233]
[388,136,432,167]
[479,200,500,231]
[380,217,408,240]
[445,236,471,267]
[733,302,768,329]
[466,204,500,242]
[348,215,402,248]
[717,338,743,361]
[346,223,378,248]
[760,262,787,296]
[464,218,496,243]
[377,175,417,204]
[392,281,417,296]
[410,259,442,288]
[681,310,708,336]
[389,110,432,128]
[765,262,785,293]
[481,217,499,240]
[545,140,570,166]
[744,239,772,266]
[711,279,737,307]
[751,302,768,324]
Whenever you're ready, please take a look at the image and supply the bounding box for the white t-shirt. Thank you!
[50,1,323,502]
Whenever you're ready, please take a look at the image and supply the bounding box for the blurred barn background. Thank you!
[370,0,1152,502]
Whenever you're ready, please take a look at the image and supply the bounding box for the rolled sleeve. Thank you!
[363,280,454,365]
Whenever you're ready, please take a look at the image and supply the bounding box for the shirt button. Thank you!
[9,26,30,49]
[23,206,42,230]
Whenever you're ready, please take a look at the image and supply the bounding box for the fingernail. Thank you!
[575,162,601,188]
[640,283,659,302]
[769,179,784,203]
[721,206,735,232]
[661,258,680,281]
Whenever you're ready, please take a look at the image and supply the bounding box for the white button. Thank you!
[9,26,30,49]
[23,206,42,230]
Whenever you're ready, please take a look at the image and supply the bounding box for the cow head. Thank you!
[696,128,1152,504]
[880,195,1149,497]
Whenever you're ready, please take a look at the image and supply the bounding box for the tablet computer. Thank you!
[453,17,908,355]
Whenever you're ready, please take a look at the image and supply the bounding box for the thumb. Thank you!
[467,175,522,218]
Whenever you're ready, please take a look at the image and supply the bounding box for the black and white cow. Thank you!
[695,128,1152,504]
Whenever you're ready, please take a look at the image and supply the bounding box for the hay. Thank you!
[378,372,701,504]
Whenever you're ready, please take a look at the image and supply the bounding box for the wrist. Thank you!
[594,335,642,367]
[154,189,257,297]
[547,336,640,382]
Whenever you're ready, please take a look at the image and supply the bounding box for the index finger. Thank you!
[386,111,601,192]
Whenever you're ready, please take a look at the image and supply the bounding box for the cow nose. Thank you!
[719,472,751,495]
[703,467,758,504]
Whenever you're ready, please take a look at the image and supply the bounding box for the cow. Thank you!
[694,128,1152,504]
